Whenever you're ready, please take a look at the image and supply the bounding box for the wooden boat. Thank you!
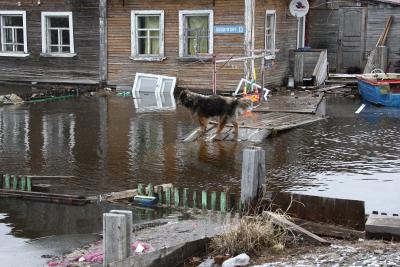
[356,73,400,107]
[133,195,158,207]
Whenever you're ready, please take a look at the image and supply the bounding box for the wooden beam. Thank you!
[99,0,108,84]
[264,211,331,246]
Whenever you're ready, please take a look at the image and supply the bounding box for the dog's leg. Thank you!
[232,121,239,138]
[199,116,208,135]
[217,115,228,136]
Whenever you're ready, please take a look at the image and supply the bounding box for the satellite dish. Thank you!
[289,0,310,18]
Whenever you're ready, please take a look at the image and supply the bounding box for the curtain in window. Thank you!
[137,16,160,55]
[185,16,208,56]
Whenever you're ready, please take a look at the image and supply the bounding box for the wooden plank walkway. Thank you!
[183,92,326,143]
[254,92,325,114]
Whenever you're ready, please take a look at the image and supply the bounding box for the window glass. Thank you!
[4,16,23,27]
[44,14,73,54]
[49,17,69,28]
[136,15,160,55]
[184,15,208,56]
[265,12,276,52]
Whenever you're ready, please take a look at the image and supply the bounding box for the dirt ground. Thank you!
[250,238,400,266]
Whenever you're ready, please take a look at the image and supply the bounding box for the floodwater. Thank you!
[0,93,400,266]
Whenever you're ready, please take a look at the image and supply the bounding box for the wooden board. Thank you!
[254,93,324,114]
[183,112,324,143]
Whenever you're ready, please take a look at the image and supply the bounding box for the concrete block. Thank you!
[366,215,400,240]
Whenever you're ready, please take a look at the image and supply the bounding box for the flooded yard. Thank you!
[0,94,400,265]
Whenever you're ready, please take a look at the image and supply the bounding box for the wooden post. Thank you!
[0,173,3,188]
[183,188,189,208]
[220,192,227,213]
[157,186,163,206]
[294,53,304,87]
[147,183,153,196]
[174,187,180,208]
[12,175,17,190]
[137,184,144,195]
[202,191,207,210]
[110,210,132,257]
[165,187,171,206]
[103,213,128,266]
[376,46,388,71]
[193,191,197,209]
[241,146,266,212]
[99,0,108,85]
[26,176,32,192]
[211,191,217,211]
[4,174,10,190]
[20,176,26,191]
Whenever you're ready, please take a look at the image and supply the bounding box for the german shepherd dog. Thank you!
[179,89,252,137]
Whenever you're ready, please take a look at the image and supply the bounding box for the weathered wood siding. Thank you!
[108,0,298,91]
[254,0,298,88]
[0,0,100,84]
[308,8,339,72]
[366,6,400,73]
[308,1,400,73]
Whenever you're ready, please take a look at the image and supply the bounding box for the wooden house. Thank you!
[104,0,303,92]
[307,0,400,73]
[0,0,100,85]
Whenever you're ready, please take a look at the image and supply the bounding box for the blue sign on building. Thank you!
[214,25,245,34]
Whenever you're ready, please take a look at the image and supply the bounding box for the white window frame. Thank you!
[131,10,165,61]
[0,10,28,57]
[179,10,213,58]
[265,10,276,60]
[297,16,306,49]
[41,12,75,57]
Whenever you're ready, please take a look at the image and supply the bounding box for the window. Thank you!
[179,10,213,58]
[0,11,28,56]
[131,10,164,60]
[41,12,74,56]
[297,16,306,49]
[265,10,276,59]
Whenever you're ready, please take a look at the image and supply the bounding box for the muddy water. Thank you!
[0,94,400,265]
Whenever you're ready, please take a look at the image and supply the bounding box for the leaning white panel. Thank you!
[132,73,177,113]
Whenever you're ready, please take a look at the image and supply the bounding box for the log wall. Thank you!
[0,0,100,84]
[107,0,298,91]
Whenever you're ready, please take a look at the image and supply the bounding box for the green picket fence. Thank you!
[0,174,32,191]
[136,183,240,212]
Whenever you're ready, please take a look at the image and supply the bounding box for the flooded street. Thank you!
[0,94,400,265]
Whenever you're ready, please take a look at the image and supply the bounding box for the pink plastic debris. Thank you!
[47,262,59,267]
[131,241,155,254]
[83,249,104,263]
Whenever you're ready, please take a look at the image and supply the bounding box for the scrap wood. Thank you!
[97,183,173,202]
[364,16,393,74]
[292,218,365,240]
[317,84,346,93]
[263,211,331,246]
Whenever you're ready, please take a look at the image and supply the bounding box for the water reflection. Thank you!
[0,95,399,239]
[132,91,176,113]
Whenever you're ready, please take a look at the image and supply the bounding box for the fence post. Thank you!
[110,210,133,257]
[103,213,128,266]
[240,146,265,212]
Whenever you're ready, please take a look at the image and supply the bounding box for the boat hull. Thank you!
[357,74,400,107]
